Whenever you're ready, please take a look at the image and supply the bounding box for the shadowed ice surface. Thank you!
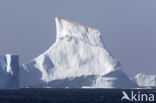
[0,55,19,89]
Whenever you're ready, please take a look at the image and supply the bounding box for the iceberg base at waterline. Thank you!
[27,70,136,88]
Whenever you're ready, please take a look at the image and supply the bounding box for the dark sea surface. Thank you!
[0,88,155,103]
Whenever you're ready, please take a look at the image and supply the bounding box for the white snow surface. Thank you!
[56,17,103,46]
[20,17,134,88]
[134,73,156,87]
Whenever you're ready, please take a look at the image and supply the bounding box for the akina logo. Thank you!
[121,91,154,102]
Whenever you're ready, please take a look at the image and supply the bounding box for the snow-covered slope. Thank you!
[133,73,156,87]
[20,17,135,88]
[0,54,20,89]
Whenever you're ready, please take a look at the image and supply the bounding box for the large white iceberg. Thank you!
[0,54,20,89]
[20,17,136,88]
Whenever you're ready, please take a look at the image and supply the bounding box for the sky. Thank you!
[0,0,156,77]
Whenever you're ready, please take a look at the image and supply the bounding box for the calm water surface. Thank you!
[0,88,155,103]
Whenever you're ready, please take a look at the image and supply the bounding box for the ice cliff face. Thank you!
[133,73,156,87]
[20,17,135,88]
[0,54,20,89]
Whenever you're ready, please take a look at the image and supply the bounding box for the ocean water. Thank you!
[0,88,155,103]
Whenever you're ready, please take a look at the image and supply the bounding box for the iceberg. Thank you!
[0,54,20,89]
[20,17,136,88]
[133,73,156,88]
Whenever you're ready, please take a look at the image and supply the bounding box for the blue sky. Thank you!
[0,0,156,77]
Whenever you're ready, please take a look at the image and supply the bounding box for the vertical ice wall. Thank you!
[0,54,20,89]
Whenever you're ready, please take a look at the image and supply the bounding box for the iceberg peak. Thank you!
[55,17,103,46]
